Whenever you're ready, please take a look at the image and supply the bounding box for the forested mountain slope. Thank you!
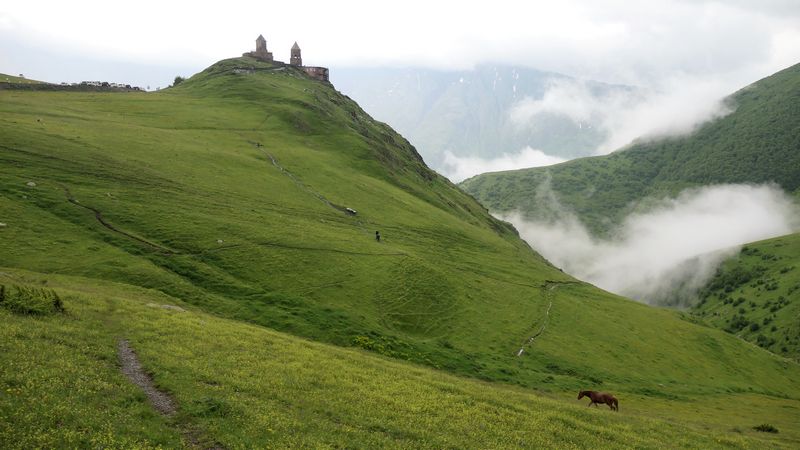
[691,232,800,359]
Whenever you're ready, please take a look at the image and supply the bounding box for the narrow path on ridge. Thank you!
[261,149,348,214]
[242,122,376,238]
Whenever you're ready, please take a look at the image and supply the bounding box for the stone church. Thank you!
[244,35,329,82]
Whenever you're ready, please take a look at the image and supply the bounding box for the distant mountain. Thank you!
[461,62,800,235]
[332,65,633,170]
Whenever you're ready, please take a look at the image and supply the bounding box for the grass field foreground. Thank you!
[1,270,796,448]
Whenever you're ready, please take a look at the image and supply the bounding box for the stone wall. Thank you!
[243,50,274,62]
[302,66,329,82]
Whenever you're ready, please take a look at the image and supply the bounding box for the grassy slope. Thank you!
[0,73,43,84]
[0,57,576,388]
[1,57,799,443]
[1,270,797,448]
[691,232,800,359]
[461,62,800,235]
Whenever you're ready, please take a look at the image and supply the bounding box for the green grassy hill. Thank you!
[2,57,800,446]
[4,271,796,448]
[691,232,800,359]
[0,73,43,84]
[461,62,800,235]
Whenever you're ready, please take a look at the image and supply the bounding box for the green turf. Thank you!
[460,62,800,235]
[690,232,800,359]
[1,270,797,448]
[2,57,800,446]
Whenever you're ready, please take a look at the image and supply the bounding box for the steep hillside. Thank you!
[1,57,572,388]
[461,62,800,235]
[2,57,800,443]
[333,66,632,169]
[3,271,797,448]
[691,232,800,359]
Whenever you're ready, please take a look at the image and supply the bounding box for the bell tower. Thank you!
[256,35,267,53]
[290,42,302,66]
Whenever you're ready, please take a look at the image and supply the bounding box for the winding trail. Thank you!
[262,150,350,215]
[256,147,380,239]
[118,339,225,449]
[62,186,175,255]
[117,339,176,416]
[515,281,577,357]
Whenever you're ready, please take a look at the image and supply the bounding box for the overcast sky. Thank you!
[1,1,798,90]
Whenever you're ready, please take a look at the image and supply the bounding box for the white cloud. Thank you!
[509,75,735,154]
[1,1,798,88]
[442,147,566,183]
[502,184,800,306]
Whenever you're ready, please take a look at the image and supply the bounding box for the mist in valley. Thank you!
[502,183,800,307]
[443,147,567,183]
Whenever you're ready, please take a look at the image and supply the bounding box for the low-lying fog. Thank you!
[501,184,800,307]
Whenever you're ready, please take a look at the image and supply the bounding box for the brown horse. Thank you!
[578,390,618,411]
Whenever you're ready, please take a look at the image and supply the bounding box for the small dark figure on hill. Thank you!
[375,231,381,242]
[578,390,618,411]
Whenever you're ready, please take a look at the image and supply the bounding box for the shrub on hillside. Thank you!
[753,424,778,433]
[0,284,65,315]
[707,266,767,294]
[727,315,749,333]
[756,334,775,348]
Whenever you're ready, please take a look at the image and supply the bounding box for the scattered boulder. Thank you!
[0,223,6,228]
[25,181,36,187]
[146,303,186,312]
[161,304,186,312]
[217,239,224,244]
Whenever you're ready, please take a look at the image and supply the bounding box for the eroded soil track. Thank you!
[118,339,225,449]
[117,339,177,416]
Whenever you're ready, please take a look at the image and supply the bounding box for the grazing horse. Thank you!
[578,390,618,411]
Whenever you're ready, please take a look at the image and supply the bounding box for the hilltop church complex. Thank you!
[244,35,329,82]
